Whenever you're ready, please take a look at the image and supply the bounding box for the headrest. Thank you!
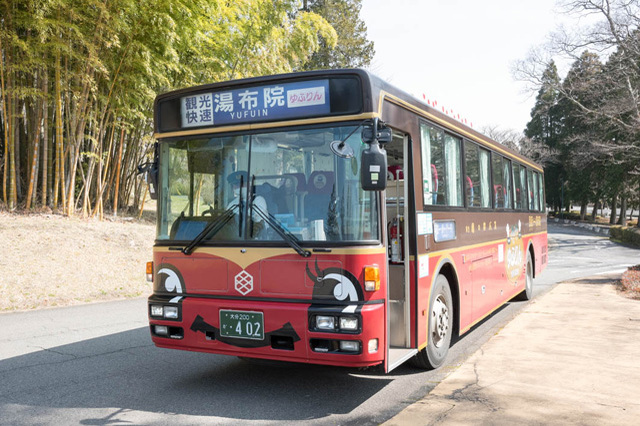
[227,171,247,185]
[307,171,334,194]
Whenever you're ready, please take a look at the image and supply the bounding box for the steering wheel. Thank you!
[202,206,216,216]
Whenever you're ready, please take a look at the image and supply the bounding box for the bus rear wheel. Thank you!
[515,252,533,301]
[412,274,453,369]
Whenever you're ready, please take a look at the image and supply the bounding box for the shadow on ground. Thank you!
[0,327,393,423]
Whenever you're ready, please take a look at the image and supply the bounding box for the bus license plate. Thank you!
[219,310,264,340]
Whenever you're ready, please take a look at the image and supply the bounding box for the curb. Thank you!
[552,217,610,236]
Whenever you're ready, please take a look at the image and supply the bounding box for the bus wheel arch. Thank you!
[412,261,459,370]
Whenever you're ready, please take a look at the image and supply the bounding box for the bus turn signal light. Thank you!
[146,262,154,282]
[364,266,380,291]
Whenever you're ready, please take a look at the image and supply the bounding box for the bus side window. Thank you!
[465,141,489,208]
[531,172,536,210]
[464,141,479,207]
[420,122,446,206]
[443,134,463,207]
[503,158,513,209]
[420,122,462,207]
[538,173,545,212]
[512,163,527,210]
[492,154,504,208]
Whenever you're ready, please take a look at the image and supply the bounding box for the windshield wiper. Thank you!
[251,204,311,257]
[182,204,239,255]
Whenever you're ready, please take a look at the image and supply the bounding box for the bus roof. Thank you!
[154,69,542,171]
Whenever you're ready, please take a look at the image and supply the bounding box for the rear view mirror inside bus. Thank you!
[361,142,387,191]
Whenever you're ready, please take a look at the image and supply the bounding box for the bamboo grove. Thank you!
[0,0,340,216]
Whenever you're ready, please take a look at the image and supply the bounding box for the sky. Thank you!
[360,0,584,133]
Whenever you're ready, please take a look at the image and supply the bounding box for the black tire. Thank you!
[515,252,533,301]
[412,274,453,369]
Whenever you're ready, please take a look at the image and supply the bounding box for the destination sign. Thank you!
[433,220,456,243]
[180,79,331,128]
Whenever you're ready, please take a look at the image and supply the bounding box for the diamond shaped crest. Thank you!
[235,270,253,296]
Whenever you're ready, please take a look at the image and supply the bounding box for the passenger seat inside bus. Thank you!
[254,182,279,214]
[274,173,306,215]
[304,171,335,221]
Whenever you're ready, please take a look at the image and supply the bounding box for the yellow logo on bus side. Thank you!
[505,221,524,283]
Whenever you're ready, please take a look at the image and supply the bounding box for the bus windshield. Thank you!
[157,124,379,244]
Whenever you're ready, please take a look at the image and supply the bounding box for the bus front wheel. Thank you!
[412,274,453,369]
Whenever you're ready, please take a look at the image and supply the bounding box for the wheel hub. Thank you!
[431,295,449,348]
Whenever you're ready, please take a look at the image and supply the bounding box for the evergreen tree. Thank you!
[556,51,605,219]
[302,0,374,70]
[524,61,563,211]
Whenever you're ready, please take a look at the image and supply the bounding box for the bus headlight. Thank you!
[150,305,163,317]
[316,315,335,330]
[164,306,179,319]
[339,316,358,331]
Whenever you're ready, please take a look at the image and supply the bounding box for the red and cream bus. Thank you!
[145,69,547,372]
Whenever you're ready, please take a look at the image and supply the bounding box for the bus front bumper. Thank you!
[148,295,386,368]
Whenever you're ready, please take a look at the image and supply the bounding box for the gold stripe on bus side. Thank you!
[153,112,379,139]
[377,91,544,173]
[424,231,547,259]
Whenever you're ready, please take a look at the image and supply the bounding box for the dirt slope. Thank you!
[0,212,155,311]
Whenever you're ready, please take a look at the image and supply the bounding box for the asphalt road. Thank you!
[1,223,638,425]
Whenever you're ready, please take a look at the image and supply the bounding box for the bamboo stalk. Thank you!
[113,126,125,216]
[91,118,116,217]
[53,36,63,210]
[42,68,49,208]
[138,185,148,220]
[26,82,44,210]
[0,31,9,205]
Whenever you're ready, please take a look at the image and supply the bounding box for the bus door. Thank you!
[386,133,418,372]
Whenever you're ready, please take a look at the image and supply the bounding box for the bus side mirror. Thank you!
[361,142,387,191]
[138,161,159,200]
[361,119,390,191]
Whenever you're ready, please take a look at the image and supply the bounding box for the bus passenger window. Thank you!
[513,163,526,210]
[479,148,490,208]
[492,154,504,208]
[420,123,462,207]
[528,170,538,211]
[464,142,490,208]
[421,123,445,205]
[464,142,480,207]
[538,173,545,212]
[503,158,513,209]
[444,134,463,206]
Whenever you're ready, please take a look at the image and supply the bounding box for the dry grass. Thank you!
[618,265,640,300]
[0,211,155,311]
